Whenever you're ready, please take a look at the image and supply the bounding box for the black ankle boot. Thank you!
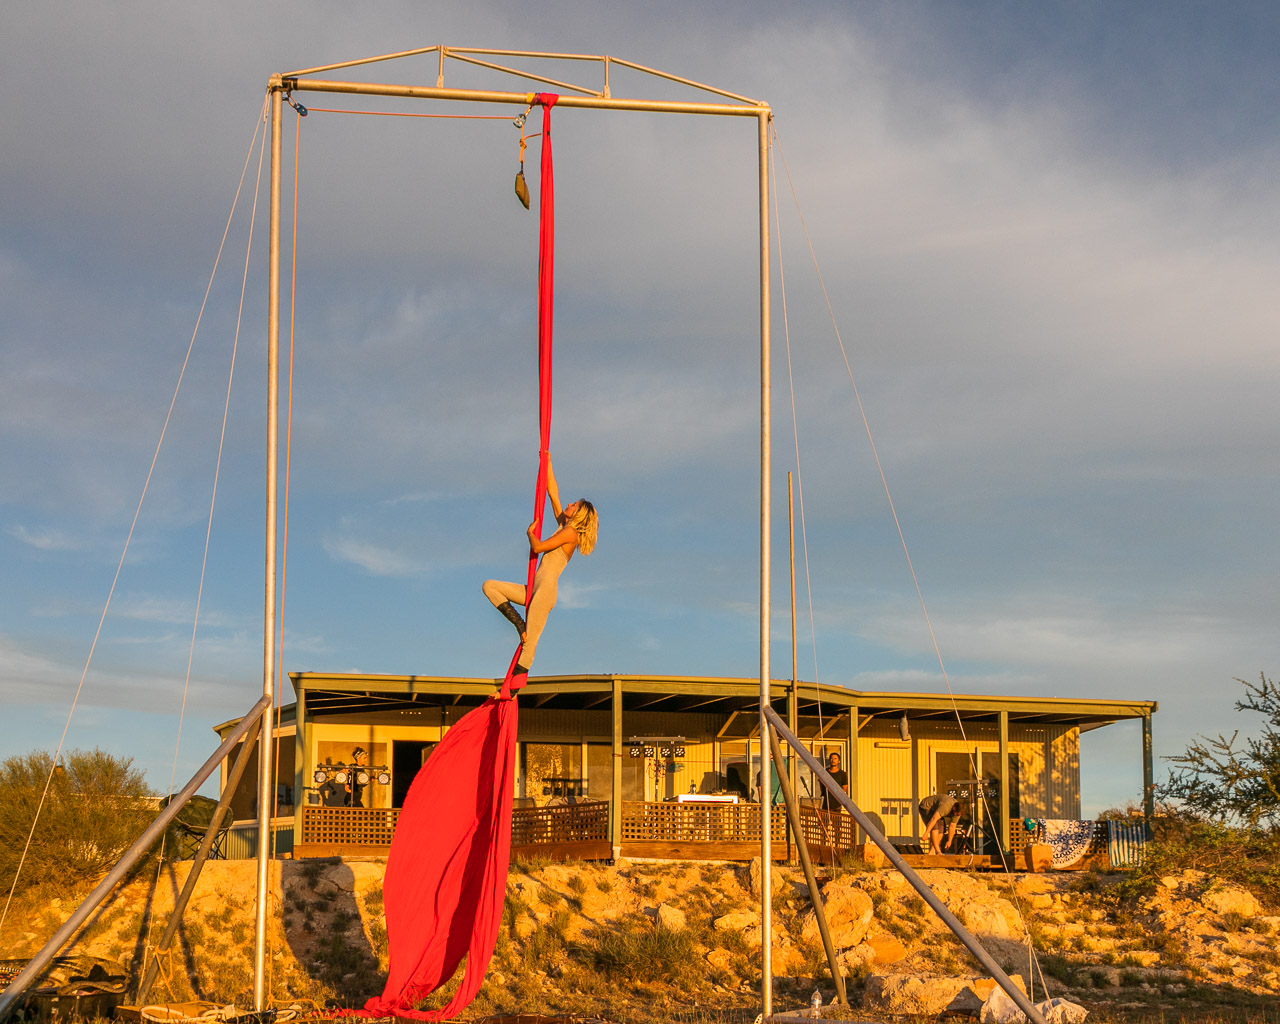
[496,601,526,637]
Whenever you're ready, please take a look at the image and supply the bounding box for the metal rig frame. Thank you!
[257,45,776,1016]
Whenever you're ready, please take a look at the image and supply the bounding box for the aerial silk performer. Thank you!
[360,94,562,1020]
[483,459,598,678]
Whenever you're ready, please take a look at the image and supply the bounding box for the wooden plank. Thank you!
[622,841,788,861]
[293,843,389,859]
[898,853,992,870]
[511,840,612,863]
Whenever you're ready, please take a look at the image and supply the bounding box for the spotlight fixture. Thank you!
[312,763,392,787]
[899,712,911,742]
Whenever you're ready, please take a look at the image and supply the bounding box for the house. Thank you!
[213,671,1156,863]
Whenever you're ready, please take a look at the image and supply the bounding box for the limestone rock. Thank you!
[1201,885,1262,920]
[714,910,758,932]
[656,902,688,931]
[863,932,907,965]
[960,901,1012,939]
[706,948,735,974]
[862,974,1026,1015]
[773,944,806,976]
[838,945,876,973]
[746,857,787,898]
[862,974,964,1014]
[800,883,873,949]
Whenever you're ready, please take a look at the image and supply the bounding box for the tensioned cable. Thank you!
[769,138,841,866]
[771,126,1048,996]
[142,104,269,975]
[0,97,271,936]
[302,106,512,120]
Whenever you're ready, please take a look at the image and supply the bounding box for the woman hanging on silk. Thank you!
[483,459,597,675]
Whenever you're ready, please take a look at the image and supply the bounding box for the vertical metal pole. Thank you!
[612,676,624,858]
[999,709,1011,858]
[1141,711,1154,832]
[294,680,307,843]
[848,706,858,826]
[787,474,799,811]
[757,106,773,1021]
[254,81,284,1013]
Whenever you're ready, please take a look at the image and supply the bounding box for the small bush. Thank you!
[575,923,696,982]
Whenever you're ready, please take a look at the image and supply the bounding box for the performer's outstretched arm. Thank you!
[546,458,564,521]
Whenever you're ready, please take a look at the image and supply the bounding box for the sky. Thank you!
[3,2,1279,816]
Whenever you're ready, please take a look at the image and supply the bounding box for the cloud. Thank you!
[8,525,81,551]
[321,534,432,578]
[555,581,608,611]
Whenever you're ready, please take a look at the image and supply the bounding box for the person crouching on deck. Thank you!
[918,792,964,855]
[483,460,598,677]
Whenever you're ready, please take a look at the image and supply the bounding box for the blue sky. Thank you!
[3,2,1279,814]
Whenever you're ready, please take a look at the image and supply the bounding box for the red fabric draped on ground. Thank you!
[361,696,518,1019]
[357,94,560,1020]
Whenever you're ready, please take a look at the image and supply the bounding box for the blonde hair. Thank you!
[566,499,598,555]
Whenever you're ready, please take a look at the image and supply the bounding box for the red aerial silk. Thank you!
[359,93,559,1021]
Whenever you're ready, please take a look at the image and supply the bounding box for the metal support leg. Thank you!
[767,725,846,1005]
[136,716,264,1004]
[765,706,1047,1024]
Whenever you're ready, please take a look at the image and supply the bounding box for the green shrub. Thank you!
[1113,812,1280,908]
[0,748,157,896]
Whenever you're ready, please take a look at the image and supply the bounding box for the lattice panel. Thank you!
[301,806,399,846]
[620,801,785,842]
[798,807,857,854]
[511,800,609,845]
[1008,821,1030,856]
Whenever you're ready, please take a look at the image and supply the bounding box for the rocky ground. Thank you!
[4,856,1278,1023]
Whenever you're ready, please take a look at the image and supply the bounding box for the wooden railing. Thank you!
[295,801,611,860]
[619,800,788,860]
[511,800,611,861]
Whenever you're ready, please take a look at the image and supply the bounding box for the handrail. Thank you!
[0,695,272,1022]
